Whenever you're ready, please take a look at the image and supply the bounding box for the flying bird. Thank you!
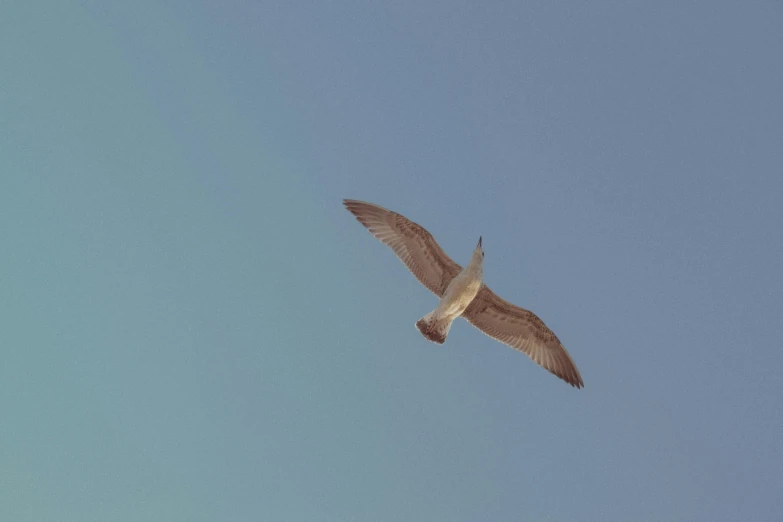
[344,199,583,388]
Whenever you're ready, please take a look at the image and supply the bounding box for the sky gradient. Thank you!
[2,1,782,521]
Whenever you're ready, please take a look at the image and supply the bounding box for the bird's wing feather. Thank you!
[463,286,584,388]
[344,199,461,297]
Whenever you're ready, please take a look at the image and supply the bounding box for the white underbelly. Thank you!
[437,273,482,318]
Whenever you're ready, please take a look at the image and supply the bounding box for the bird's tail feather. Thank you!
[415,311,452,344]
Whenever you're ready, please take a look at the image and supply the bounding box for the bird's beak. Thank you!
[478,236,482,248]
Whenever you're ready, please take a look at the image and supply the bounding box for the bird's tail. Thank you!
[415,311,453,344]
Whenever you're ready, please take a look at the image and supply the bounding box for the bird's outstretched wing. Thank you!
[463,286,584,388]
[343,199,462,297]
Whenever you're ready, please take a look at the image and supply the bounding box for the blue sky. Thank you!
[2,1,782,520]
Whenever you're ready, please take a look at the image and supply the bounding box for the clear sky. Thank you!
[2,1,782,521]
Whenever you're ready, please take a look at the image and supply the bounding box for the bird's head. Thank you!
[470,236,485,270]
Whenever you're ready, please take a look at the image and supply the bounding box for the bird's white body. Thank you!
[438,266,483,318]
[415,240,484,344]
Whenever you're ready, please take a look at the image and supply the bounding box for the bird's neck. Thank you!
[466,259,483,280]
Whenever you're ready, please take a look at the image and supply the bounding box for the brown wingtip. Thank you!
[343,199,373,216]
[548,367,584,389]
[343,199,376,229]
[343,199,362,219]
[557,367,584,389]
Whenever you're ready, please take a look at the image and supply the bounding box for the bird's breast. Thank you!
[439,271,483,317]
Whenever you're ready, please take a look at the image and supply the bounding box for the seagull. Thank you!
[344,199,584,388]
